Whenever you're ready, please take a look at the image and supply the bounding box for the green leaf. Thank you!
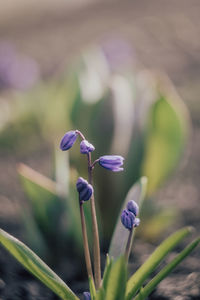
[134,237,200,300]
[89,276,96,300]
[0,229,79,300]
[95,288,105,300]
[18,163,62,230]
[102,254,113,291]
[141,88,189,196]
[54,144,70,198]
[125,227,193,300]
[109,177,147,259]
[105,256,127,300]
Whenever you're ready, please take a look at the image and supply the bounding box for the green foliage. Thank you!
[0,227,198,300]
[105,256,127,300]
[17,162,85,260]
[125,227,193,300]
[134,237,200,300]
[0,229,79,300]
[141,94,188,196]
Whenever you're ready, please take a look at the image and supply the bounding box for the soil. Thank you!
[0,0,200,299]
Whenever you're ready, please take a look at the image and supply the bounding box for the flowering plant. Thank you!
[0,129,199,300]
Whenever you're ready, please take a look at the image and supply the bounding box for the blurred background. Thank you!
[0,0,200,299]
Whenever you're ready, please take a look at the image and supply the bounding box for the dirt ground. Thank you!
[0,0,200,299]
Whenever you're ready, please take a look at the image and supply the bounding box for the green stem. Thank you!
[124,227,134,262]
[87,153,101,289]
[79,201,94,282]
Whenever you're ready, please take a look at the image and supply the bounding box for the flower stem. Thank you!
[87,153,101,289]
[125,227,134,262]
[79,201,94,282]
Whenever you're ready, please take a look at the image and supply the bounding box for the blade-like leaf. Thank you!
[109,177,147,259]
[89,276,96,300]
[17,163,62,231]
[0,229,79,300]
[105,256,127,300]
[134,237,200,300]
[102,254,113,291]
[141,78,189,197]
[125,226,193,300]
[95,288,105,300]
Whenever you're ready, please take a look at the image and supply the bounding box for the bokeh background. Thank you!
[0,0,200,299]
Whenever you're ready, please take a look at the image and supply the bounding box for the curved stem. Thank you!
[75,130,85,140]
[87,153,101,289]
[79,201,94,282]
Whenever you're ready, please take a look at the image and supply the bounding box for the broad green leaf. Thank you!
[0,229,79,300]
[109,177,147,259]
[141,87,189,196]
[102,254,113,291]
[105,256,127,300]
[134,237,200,300]
[17,163,62,233]
[89,276,96,300]
[125,227,192,300]
[21,209,48,259]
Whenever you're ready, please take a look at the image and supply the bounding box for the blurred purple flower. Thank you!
[76,177,93,202]
[83,292,91,300]
[127,200,139,216]
[60,130,78,151]
[99,155,124,172]
[121,209,136,230]
[0,42,39,91]
[80,139,95,154]
[101,38,133,71]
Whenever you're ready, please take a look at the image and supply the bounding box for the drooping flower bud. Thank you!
[83,292,91,300]
[121,209,135,230]
[60,130,78,151]
[99,155,124,172]
[127,200,139,216]
[80,140,95,154]
[76,177,93,202]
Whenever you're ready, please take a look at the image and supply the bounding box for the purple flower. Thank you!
[101,38,133,72]
[76,177,93,202]
[60,131,78,151]
[127,200,139,216]
[0,42,39,91]
[99,155,124,172]
[83,292,91,300]
[80,140,95,154]
[121,209,135,230]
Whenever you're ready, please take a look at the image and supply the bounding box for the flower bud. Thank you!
[60,130,77,151]
[83,292,91,300]
[121,209,135,230]
[80,140,95,154]
[76,177,93,202]
[127,200,139,216]
[99,155,124,172]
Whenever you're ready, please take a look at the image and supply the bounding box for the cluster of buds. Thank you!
[60,130,124,172]
[121,200,140,230]
[60,129,126,293]
[60,129,141,298]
